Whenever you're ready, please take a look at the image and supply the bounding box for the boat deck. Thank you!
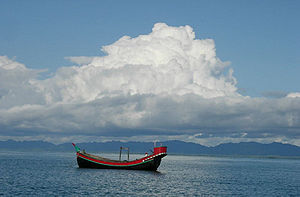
[80,152,139,163]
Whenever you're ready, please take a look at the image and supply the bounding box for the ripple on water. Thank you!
[0,152,300,196]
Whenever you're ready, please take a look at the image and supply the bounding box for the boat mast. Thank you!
[119,147,130,161]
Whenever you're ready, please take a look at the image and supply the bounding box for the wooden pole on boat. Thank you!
[127,147,129,161]
[119,147,129,161]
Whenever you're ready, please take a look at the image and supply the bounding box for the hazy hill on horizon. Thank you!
[1,140,300,157]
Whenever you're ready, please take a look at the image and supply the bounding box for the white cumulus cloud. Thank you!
[0,23,299,146]
[37,23,238,105]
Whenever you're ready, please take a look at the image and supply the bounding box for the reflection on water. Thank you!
[0,151,299,196]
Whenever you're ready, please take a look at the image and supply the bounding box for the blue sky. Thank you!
[1,0,299,96]
[0,0,300,145]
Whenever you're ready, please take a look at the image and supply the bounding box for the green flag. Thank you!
[72,143,80,153]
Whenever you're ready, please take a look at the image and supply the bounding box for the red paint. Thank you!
[77,152,148,166]
[154,146,167,155]
[77,146,167,167]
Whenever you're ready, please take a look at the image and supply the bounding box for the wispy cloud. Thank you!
[64,56,96,65]
[261,91,288,98]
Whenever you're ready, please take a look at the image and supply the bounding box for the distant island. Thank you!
[1,140,300,157]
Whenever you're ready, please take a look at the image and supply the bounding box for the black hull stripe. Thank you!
[78,155,154,167]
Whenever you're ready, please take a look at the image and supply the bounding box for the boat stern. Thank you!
[154,146,167,155]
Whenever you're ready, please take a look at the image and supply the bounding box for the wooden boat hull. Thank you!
[73,143,167,171]
[77,153,166,171]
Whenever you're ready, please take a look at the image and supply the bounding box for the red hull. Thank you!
[73,144,167,171]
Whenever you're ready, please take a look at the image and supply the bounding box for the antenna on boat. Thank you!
[154,140,158,147]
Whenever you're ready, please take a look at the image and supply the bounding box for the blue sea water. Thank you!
[0,151,300,196]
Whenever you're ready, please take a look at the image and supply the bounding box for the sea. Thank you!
[0,151,299,196]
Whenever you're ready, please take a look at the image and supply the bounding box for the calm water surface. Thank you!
[0,151,299,196]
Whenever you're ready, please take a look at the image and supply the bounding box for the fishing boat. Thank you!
[72,143,167,171]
